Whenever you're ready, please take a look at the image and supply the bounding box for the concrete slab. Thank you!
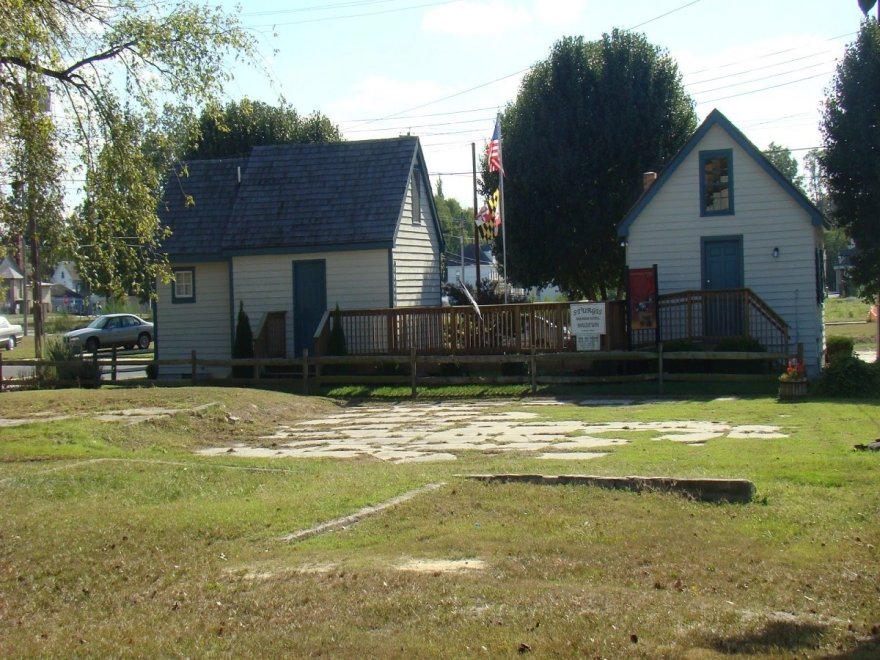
[197,400,789,464]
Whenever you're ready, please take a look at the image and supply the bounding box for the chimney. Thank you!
[642,171,657,192]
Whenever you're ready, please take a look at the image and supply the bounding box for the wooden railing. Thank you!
[631,288,789,353]
[315,302,571,356]
[314,302,629,356]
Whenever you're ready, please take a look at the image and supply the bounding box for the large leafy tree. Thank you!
[762,142,805,192]
[434,179,473,246]
[185,98,341,160]
[488,31,696,300]
[0,0,258,304]
[821,18,880,299]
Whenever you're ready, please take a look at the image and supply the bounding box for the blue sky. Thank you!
[217,0,868,206]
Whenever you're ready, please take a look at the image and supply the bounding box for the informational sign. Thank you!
[576,334,601,351]
[571,302,606,352]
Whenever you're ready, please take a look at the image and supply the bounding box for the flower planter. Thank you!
[778,378,808,401]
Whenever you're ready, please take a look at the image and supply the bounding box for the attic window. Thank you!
[172,268,195,304]
[700,149,734,216]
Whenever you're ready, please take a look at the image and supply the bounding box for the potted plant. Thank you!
[778,358,807,400]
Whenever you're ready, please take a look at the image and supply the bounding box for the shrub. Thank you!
[825,335,854,364]
[713,335,768,374]
[501,360,528,377]
[327,304,347,356]
[814,356,880,397]
[232,301,254,378]
[661,339,704,373]
[40,336,101,388]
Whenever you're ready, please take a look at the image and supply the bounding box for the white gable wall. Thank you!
[157,260,231,378]
[626,124,824,374]
[394,168,442,307]
[233,249,389,357]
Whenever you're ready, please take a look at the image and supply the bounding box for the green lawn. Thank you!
[1,386,878,657]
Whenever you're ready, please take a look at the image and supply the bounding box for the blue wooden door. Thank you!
[293,260,326,356]
[702,238,744,338]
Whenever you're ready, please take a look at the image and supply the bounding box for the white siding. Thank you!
[626,124,825,374]
[232,249,389,356]
[394,167,442,307]
[157,261,231,378]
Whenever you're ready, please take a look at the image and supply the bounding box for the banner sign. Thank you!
[628,267,658,331]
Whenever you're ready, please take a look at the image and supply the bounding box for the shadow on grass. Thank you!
[708,620,827,655]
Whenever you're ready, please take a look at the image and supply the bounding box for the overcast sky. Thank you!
[217,0,868,206]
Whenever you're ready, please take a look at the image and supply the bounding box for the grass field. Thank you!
[1,386,878,657]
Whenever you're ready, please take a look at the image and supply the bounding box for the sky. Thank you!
[216,0,870,208]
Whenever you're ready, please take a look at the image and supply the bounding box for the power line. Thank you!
[242,0,409,18]
[698,70,834,104]
[626,0,702,30]
[244,0,456,29]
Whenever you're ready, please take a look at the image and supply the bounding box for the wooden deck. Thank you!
[314,289,788,357]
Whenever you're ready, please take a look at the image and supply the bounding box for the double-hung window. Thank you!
[172,267,195,303]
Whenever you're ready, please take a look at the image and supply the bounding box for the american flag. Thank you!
[487,117,503,174]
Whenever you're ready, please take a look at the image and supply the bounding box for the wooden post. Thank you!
[302,348,309,395]
[93,350,100,387]
[410,346,417,398]
[530,345,537,394]
[658,342,664,395]
[111,347,118,383]
[191,350,197,385]
[387,309,394,353]
[0,351,4,392]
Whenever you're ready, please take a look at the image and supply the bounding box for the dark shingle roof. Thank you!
[159,157,246,258]
[159,137,421,258]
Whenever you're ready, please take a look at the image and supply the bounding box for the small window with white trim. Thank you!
[172,268,195,303]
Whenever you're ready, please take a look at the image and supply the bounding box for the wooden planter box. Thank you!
[778,378,808,400]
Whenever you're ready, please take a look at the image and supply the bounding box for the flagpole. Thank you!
[471,142,481,301]
[496,113,508,304]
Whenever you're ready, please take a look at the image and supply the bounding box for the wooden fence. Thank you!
[0,343,800,396]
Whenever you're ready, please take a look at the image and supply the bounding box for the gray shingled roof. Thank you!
[159,137,421,258]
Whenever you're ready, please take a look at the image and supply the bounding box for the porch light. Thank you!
[772,247,780,258]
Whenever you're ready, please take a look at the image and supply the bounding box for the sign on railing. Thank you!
[570,302,605,351]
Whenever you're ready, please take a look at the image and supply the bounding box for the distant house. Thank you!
[156,137,444,378]
[50,261,107,314]
[618,109,826,376]
[51,261,83,293]
[0,256,24,313]
[446,244,499,288]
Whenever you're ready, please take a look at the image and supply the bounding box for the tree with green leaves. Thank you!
[485,31,697,300]
[859,0,880,18]
[762,142,805,192]
[0,0,259,305]
[434,179,473,246]
[821,17,880,299]
[184,98,341,160]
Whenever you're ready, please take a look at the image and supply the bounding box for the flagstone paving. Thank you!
[197,399,789,464]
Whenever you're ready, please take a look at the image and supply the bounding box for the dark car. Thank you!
[64,313,153,353]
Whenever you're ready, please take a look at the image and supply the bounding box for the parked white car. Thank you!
[0,316,24,350]
[64,313,153,353]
